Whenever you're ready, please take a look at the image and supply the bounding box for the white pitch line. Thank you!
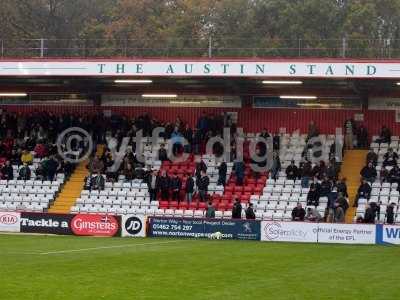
[39,240,182,255]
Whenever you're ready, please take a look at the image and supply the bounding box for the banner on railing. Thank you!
[0,211,21,233]
[20,212,121,237]
[121,215,146,237]
[148,217,260,240]
[376,224,400,245]
[261,221,376,245]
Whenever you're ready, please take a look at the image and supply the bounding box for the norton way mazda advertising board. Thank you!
[20,212,121,237]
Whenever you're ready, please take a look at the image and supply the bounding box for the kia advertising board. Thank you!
[121,215,146,237]
[316,223,376,244]
[0,211,21,233]
[376,224,400,245]
[20,212,73,235]
[71,214,120,237]
[261,221,318,243]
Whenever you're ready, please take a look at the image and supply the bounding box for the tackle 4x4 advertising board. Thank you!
[20,212,121,237]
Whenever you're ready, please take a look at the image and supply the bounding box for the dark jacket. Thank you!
[218,162,227,178]
[18,166,31,180]
[170,177,182,191]
[307,189,320,206]
[91,175,105,190]
[1,165,13,180]
[185,177,194,193]
[360,166,377,179]
[158,175,170,191]
[245,206,256,219]
[364,207,376,223]
[197,175,209,191]
[291,207,306,221]
[386,205,395,224]
[232,202,242,219]
[357,183,372,199]
[286,165,298,180]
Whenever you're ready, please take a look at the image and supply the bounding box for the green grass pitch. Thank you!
[0,234,399,300]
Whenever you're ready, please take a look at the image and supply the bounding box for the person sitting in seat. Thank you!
[366,149,378,166]
[291,203,306,221]
[333,201,345,223]
[354,179,372,207]
[388,165,400,184]
[383,148,398,168]
[375,126,391,144]
[1,160,13,180]
[91,171,105,191]
[286,160,298,180]
[360,161,377,183]
[306,207,322,222]
[18,163,31,180]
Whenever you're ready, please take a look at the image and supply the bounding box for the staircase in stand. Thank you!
[48,145,104,214]
[339,150,368,223]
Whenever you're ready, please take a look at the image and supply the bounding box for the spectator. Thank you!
[299,159,312,188]
[388,165,400,184]
[326,161,337,181]
[333,201,345,223]
[336,192,349,214]
[363,203,376,223]
[233,158,245,185]
[357,125,368,148]
[205,201,216,219]
[1,160,13,180]
[91,171,105,191]
[306,207,322,222]
[170,173,182,202]
[307,183,320,207]
[327,186,338,211]
[320,177,332,198]
[21,150,33,165]
[158,144,168,162]
[291,203,306,221]
[354,179,372,207]
[232,198,242,219]
[195,156,207,181]
[185,173,195,203]
[307,121,319,141]
[375,126,391,144]
[123,163,136,181]
[43,155,59,181]
[383,148,398,168]
[245,203,256,220]
[182,123,193,153]
[270,151,281,180]
[360,162,377,183]
[366,148,378,166]
[146,169,159,202]
[217,161,227,186]
[386,203,396,224]
[197,169,209,202]
[312,161,326,180]
[336,178,348,198]
[158,170,170,201]
[18,163,31,180]
[286,160,298,180]
[344,119,355,150]
[89,156,104,174]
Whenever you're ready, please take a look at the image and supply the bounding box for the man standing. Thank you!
[147,169,159,202]
[245,203,256,220]
[92,171,105,191]
[170,173,182,202]
[217,161,227,186]
[232,198,242,219]
[197,170,209,202]
[158,170,170,201]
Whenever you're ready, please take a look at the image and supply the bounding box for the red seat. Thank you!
[198,202,207,210]
[217,202,226,211]
[189,201,198,210]
[179,202,188,209]
[169,201,179,209]
[159,201,169,208]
